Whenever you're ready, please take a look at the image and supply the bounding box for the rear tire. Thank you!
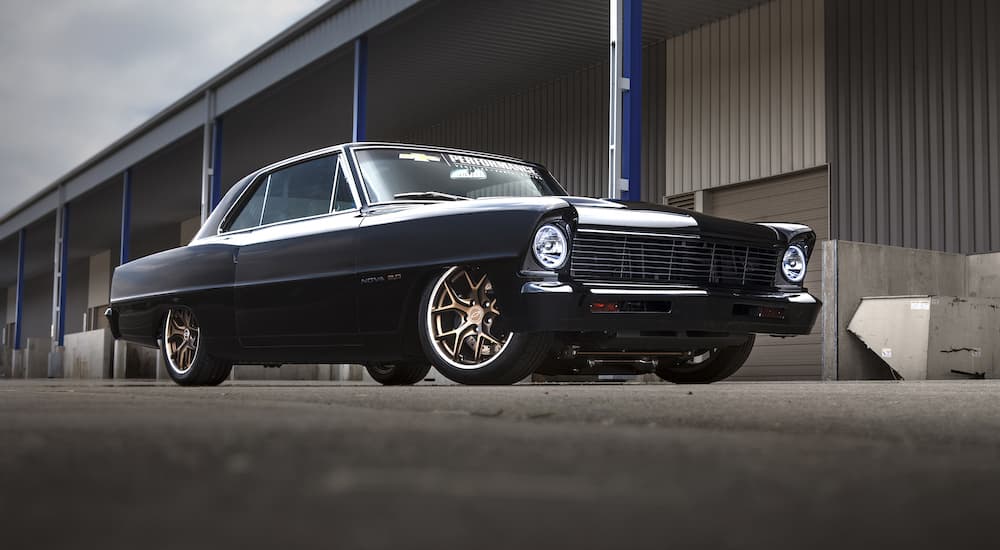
[160,307,232,386]
[366,362,432,386]
[654,335,755,384]
[418,266,551,385]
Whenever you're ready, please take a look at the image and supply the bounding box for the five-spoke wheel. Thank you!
[418,266,551,385]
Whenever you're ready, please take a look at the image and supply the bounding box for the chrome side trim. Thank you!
[589,289,710,296]
[576,228,700,240]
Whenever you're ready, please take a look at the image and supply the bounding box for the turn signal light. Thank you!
[590,302,621,313]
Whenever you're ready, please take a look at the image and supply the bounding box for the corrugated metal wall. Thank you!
[399,41,669,201]
[400,62,609,198]
[660,0,826,199]
[400,0,828,206]
[827,0,1000,254]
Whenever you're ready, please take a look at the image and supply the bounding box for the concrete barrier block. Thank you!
[11,349,25,378]
[24,338,51,378]
[64,330,114,379]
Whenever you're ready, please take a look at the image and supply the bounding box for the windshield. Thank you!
[354,148,563,203]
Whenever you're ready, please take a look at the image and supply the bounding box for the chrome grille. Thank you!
[570,230,779,289]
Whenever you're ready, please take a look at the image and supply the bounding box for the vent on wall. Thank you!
[665,191,704,212]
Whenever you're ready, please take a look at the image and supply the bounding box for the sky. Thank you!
[0,0,327,220]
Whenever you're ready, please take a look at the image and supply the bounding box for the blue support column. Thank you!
[14,229,25,350]
[620,0,642,201]
[120,169,132,265]
[353,35,368,142]
[57,204,70,347]
[210,117,224,210]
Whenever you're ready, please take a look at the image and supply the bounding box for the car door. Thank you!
[231,153,363,348]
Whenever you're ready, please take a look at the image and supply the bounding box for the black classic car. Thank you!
[107,143,820,386]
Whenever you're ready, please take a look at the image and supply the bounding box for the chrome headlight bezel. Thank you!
[532,223,569,270]
[781,244,807,284]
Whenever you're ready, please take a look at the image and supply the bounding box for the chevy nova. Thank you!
[107,143,821,385]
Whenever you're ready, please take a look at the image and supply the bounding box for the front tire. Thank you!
[366,362,432,386]
[654,335,755,384]
[161,307,232,386]
[418,266,551,385]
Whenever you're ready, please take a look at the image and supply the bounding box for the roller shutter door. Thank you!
[705,168,829,380]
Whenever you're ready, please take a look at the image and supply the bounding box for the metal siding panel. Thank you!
[701,26,713,189]
[914,0,932,250]
[759,7,772,177]
[710,22,722,188]
[874,0,889,245]
[825,0,839,239]
[861,0,876,243]
[791,0,804,172]
[941,2,959,252]
[814,0,826,166]
[718,19,731,190]
[770,2,783,178]
[665,39,677,198]
[955,0,973,253]
[888,0,904,247]
[971,0,989,253]
[739,10,751,182]
[780,0,793,173]
[802,0,816,170]
[730,15,741,185]
[990,0,1000,251]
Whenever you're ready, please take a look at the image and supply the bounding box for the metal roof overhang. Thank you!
[0,0,421,241]
[0,0,765,242]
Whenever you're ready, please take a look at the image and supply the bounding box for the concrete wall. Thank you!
[823,240,972,380]
[967,253,1000,298]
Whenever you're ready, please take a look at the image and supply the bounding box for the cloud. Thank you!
[0,0,326,220]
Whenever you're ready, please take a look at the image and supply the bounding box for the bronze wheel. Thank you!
[164,308,200,375]
[427,266,514,370]
[160,307,232,386]
[418,266,552,385]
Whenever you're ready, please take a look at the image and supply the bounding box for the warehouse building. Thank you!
[1,0,999,381]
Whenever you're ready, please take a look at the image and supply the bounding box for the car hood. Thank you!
[561,197,780,244]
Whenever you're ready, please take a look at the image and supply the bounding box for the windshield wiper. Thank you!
[392,191,472,202]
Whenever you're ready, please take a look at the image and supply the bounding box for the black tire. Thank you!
[160,307,232,387]
[418,266,552,385]
[654,335,755,384]
[366,362,432,386]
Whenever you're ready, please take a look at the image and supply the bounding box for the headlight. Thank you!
[532,224,569,269]
[781,245,807,284]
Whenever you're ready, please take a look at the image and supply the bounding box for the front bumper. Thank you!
[513,281,821,335]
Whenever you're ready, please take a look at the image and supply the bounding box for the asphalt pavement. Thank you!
[2,379,999,549]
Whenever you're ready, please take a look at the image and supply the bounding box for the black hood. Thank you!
[562,197,781,244]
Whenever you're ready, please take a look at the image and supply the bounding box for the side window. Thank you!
[228,182,267,232]
[225,154,338,232]
[261,155,337,225]
[332,163,357,212]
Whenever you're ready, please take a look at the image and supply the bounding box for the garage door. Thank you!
[705,168,828,380]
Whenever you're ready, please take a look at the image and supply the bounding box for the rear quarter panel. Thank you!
[111,243,238,352]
